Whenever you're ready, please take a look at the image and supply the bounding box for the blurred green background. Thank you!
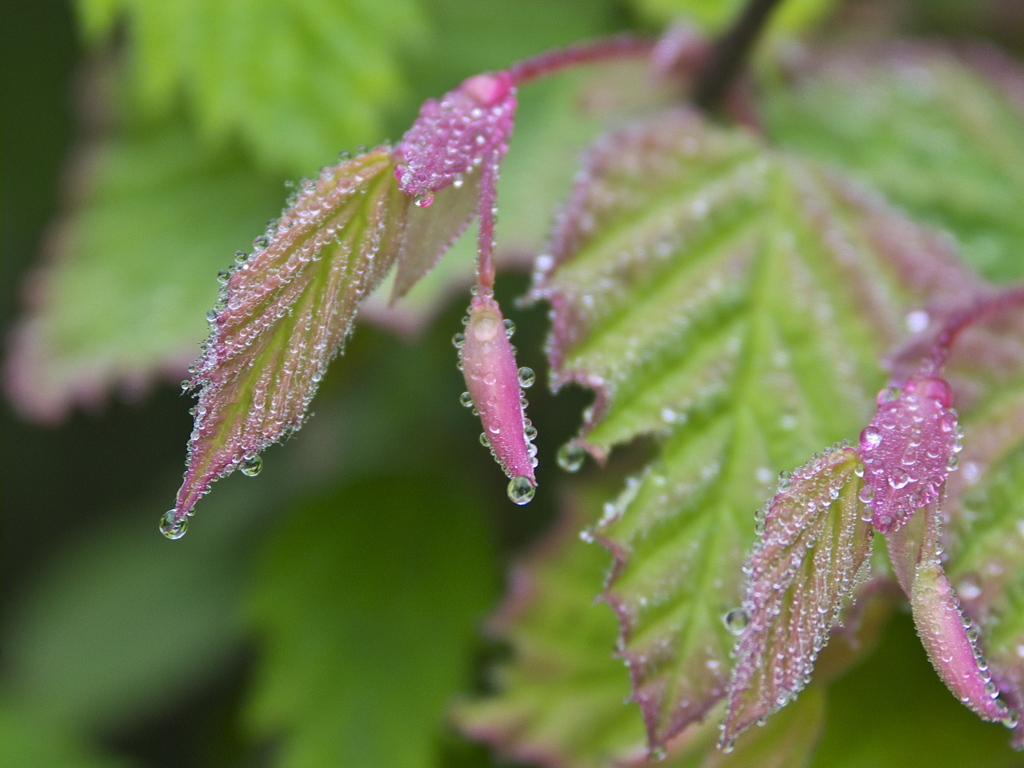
[4,1,1024,766]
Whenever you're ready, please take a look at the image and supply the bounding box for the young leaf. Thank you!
[532,109,977,748]
[886,502,1016,727]
[168,147,409,529]
[858,375,959,534]
[762,43,1024,282]
[939,301,1024,746]
[722,446,872,746]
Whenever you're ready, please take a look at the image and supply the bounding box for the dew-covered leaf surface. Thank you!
[762,42,1024,282]
[246,476,497,768]
[171,147,409,525]
[940,300,1024,747]
[4,124,284,422]
[723,447,872,746]
[531,109,978,748]
[77,0,425,175]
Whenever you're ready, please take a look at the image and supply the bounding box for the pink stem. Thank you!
[476,152,500,294]
[508,34,656,87]
[926,286,1024,373]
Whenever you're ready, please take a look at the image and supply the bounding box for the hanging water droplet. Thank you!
[479,432,490,447]
[240,455,263,477]
[524,424,538,441]
[504,318,515,338]
[159,510,188,540]
[460,392,474,408]
[517,367,535,388]
[507,476,536,505]
[452,332,466,348]
[414,191,434,208]
[724,609,749,635]
[557,443,586,473]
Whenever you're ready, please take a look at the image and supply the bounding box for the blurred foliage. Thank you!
[5,1,1024,767]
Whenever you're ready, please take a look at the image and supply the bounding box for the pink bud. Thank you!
[459,294,537,504]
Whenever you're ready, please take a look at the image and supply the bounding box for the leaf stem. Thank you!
[692,0,784,111]
[509,34,656,87]
[927,285,1024,372]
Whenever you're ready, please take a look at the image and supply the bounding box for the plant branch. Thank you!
[692,0,784,111]
[509,34,656,87]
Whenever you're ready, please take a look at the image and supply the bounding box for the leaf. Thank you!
[170,147,409,525]
[723,446,872,746]
[454,493,834,768]
[4,123,284,422]
[761,43,1024,282]
[531,109,977,748]
[77,0,426,175]
[245,475,497,768]
[940,300,1024,746]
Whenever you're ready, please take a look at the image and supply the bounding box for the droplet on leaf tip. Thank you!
[507,476,535,505]
[159,510,188,540]
[414,191,434,208]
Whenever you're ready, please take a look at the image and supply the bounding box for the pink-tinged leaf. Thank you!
[166,147,409,533]
[393,71,517,201]
[391,168,482,301]
[722,446,873,747]
[533,109,978,750]
[858,374,960,534]
[887,503,1017,727]
[459,294,537,504]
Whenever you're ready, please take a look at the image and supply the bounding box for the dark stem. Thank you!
[692,0,784,111]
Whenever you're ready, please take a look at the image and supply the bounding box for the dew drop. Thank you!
[889,472,910,490]
[460,391,474,408]
[524,424,538,441]
[517,367,535,388]
[507,476,536,505]
[860,426,883,450]
[479,432,490,447]
[240,455,263,477]
[504,318,515,338]
[217,269,231,284]
[724,608,749,635]
[452,332,466,348]
[414,191,434,208]
[159,510,188,540]
[253,234,270,249]
[877,386,901,404]
[557,443,586,473]
[947,455,960,471]
[858,485,875,503]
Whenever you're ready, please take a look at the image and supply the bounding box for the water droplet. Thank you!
[504,318,515,338]
[479,432,490,447]
[858,485,875,503]
[414,191,434,208]
[452,332,465,348]
[877,386,901,404]
[517,367,535,388]
[724,609,749,635]
[889,472,910,490]
[557,443,586,473]
[240,455,263,477]
[159,510,188,540]
[947,455,960,471]
[524,424,538,441]
[253,235,270,249]
[217,269,231,284]
[860,426,883,450]
[507,476,535,505]
[460,392,474,408]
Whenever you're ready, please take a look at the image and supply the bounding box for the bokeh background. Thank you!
[5,1,1024,766]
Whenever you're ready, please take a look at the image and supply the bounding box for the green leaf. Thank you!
[77,0,426,175]
[531,109,977,748]
[761,43,1024,283]
[453,504,647,767]
[245,475,498,768]
[0,706,135,768]
[4,121,283,421]
[170,146,409,524]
